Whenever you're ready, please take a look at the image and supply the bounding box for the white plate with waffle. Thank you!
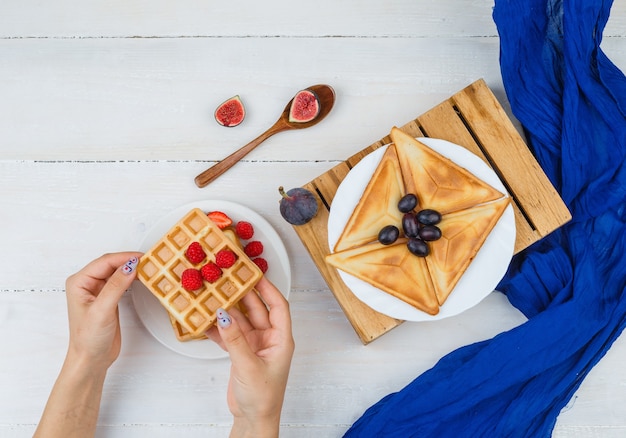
[132,200,291,359]
[327,138,515,321]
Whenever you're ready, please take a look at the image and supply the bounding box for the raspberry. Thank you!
[201,262,222,283]
[181,268,203,291]
[244,240,264,257]
[185,241,207,264]
[252,257,268,273]
[235,221,254,240]
[208,211,233,229]
[215,249,238,268]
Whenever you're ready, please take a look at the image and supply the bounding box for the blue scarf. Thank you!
[344,0,626,436]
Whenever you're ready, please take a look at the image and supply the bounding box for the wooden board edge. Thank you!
[451,79,572,236]
[292,182,403,344]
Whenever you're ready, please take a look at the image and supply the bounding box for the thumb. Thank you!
[96,255,140,313]
[217,308,257,366]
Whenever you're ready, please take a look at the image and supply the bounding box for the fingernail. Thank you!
[216,308,232,328]
[122,256,139,274]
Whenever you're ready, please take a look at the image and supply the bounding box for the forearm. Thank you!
[34,353,107,438]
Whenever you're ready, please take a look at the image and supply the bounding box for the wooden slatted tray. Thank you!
[291,79,571,344]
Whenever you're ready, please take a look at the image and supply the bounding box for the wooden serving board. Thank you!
[291,79,572,344]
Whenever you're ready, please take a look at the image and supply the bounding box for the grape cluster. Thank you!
[377,194,442,257]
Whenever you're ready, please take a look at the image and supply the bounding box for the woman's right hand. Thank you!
[206,277,295,437]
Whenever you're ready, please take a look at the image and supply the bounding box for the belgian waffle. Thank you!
[137,208,263,339]
[168,296,253,341]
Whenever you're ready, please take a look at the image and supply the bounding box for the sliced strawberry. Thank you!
[207,211,233,229]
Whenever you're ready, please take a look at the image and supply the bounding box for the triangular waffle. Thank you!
[333,145,406,252]
[390,127,504,214]
[327,127,510,316]
[326,239,439,315]
[425,197,509,306]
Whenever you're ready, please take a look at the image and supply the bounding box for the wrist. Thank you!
[230,414,280,438]
[63,348,109,383]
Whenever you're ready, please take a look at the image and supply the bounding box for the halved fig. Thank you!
[288,89,320,123]
[214,95,245,127]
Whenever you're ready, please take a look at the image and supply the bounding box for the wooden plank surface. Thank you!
[2,0,624,436]
[296,79,571,344]
[452,81,573,241]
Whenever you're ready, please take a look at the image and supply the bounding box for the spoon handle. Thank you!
[195,124,283,188]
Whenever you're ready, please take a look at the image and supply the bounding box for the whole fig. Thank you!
[279,186,318,225]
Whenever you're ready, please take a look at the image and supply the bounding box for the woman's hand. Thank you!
[206,277,295,438]
[34,252,142,438]
[65,251,143,371]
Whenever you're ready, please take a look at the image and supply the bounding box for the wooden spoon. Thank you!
[195,84,336,188]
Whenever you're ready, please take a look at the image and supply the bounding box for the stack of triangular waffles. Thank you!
[326,127,510,315]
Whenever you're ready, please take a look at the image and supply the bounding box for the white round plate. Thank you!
[131,200,291,359]
[327,138,515,321]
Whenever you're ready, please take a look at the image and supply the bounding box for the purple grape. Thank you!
[407,238,429,257]
[417,209,442,225]
[402,213,420,238]
[398,194,418,213]
[378,225,400,245]
[419,225,442,241]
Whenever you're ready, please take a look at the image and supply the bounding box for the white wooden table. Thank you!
[2,1,625,436]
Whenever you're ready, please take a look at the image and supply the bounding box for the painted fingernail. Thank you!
[122,256,139,274]
[216,308,232,328]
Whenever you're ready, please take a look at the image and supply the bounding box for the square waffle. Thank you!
[167,294,251,341]
[137,208,263,339]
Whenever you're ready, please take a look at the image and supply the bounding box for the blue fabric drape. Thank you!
[344,0,626,436]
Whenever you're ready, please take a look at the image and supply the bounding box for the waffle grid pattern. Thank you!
[138,208,262,339]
